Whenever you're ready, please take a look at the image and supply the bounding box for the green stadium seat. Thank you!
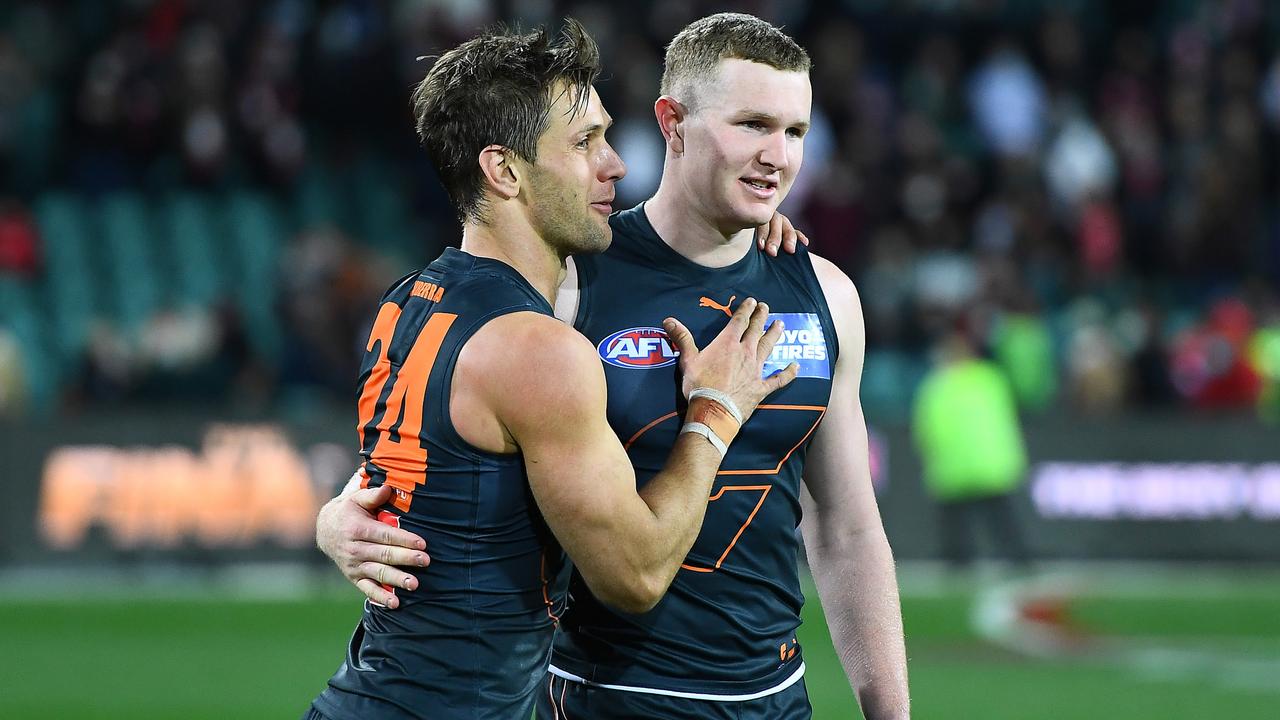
[162,192,224,308]
[293,161,353,235]
[224,190,284,360]
[0,276,57,411]
[98,192,161,333]
[34,192,96,361]
[352,153,409,250]
[9,89,59,193]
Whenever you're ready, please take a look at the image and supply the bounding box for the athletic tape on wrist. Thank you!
[680,422,729,457]
[684,395,741,454]
[688,387,744,425]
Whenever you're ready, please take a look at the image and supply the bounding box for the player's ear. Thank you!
[478,145,521,201]
[654,96,686,155]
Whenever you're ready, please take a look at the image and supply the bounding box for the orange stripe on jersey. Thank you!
[624,411,678,451]
[371,312,458,511]
[540,547,560,624]
[717,406,826,476]
[357,302,404,449]
[624,405,828,476]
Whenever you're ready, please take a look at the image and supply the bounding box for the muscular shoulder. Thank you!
[808,253,860,312]
[458,311,604,429]
[807,253,866,373]
[479,310,595,367]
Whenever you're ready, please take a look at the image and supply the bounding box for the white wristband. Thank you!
[681,422,729,457]
[688,387,744,426]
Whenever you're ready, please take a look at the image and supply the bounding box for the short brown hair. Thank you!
[660,13,810,106]
[411,20,601,223]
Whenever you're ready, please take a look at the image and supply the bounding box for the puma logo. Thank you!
[698,295,736,317]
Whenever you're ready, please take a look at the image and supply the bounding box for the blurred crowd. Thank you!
[0,0,1278,422]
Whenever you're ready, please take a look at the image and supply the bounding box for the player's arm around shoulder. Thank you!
[802,253,911,720]
[460,311,694,614]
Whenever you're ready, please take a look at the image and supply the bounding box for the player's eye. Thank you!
[576,136,591,149]
[786,127,806,139]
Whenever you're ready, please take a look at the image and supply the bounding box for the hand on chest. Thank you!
[589,287,833,464]
[595,288,832,381]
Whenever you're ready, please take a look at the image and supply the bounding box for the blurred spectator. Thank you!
[1063,298,1128,413]
[1263,54,1280,130]
[1126,299,1179,407]
[77,321,135,405]
[1170,298,1263,409]
[0,201,39,275]
[990,305,1057,413]
[1043,106,1117,212]
[277,226,390,397]
[968,42,1048,158]
[0,0,1274,420]
[1250,305,1280,423]
[913,327,1032,569]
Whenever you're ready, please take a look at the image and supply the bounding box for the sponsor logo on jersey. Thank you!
[698,294,736,317]
[598,326,679,369]
[762,313,831,379]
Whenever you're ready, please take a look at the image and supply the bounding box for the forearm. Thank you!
[629,431,723,587]
[807,526,910,720]
[629,389,750,580]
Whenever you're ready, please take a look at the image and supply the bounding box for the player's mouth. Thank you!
[739,177,778,199]
[590,197,614,215]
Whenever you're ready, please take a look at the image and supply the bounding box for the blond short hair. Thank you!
[660,13,810,107]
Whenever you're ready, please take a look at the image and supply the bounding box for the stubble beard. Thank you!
[548,216,608,258]
[531,186,610,258]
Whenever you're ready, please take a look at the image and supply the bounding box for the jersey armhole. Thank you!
[794,250,841,367]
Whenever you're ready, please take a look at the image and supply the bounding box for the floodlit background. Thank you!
[1,1,1278,717]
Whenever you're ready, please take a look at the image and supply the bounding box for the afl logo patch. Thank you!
[598,327,679,369]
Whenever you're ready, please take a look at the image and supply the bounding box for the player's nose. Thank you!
[599,141,626,182]
[758,131,788,172]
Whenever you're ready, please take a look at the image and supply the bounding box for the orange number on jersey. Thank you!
[357,302,403,449]
[680,485,772,573]
[356,305,458,512]
[622,405,828,575]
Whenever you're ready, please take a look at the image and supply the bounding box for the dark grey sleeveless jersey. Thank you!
[313,248,568,720]
[549,205,839,698]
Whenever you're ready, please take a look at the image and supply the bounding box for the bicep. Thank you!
[499,342,649,568]
[520,400,644,554]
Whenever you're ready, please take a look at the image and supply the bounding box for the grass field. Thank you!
[2,566,1278,718]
